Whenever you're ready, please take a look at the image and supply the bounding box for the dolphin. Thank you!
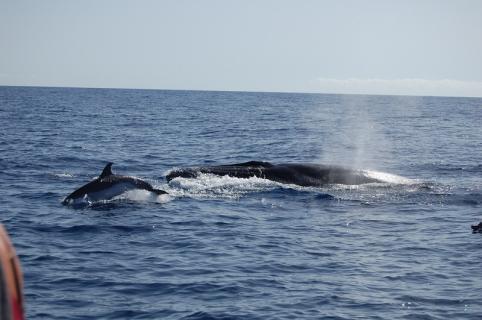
[166,161,383,187]
[62,163,167,205]
[471,222,482,233]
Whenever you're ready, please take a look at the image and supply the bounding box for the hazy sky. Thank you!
[1,0,482,97]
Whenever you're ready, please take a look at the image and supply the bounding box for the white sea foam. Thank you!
[53,173,74,178]
[363,170,415,185]
[165,170,418,200]
[166,173,280,199]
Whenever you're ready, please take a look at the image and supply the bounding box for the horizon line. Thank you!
[1,84,481,99]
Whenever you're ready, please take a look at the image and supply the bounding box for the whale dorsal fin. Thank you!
[100,162,113,179]
[230,161,274,168]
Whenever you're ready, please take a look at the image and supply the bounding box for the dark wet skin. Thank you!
[166,161,381,187]
[63,163,167,204]
[471,222,482,233]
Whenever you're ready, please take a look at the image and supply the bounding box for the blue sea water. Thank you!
[0,86,481,319]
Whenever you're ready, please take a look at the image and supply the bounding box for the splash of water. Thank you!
[363,169,415,185]
[164,173,280,199]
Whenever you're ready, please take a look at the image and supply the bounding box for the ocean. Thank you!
[0,86,481,319]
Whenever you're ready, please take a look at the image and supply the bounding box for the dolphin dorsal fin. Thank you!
[100,162,113,179]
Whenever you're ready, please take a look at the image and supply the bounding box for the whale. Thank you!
[62,163,167,205]
[166,161,383,187]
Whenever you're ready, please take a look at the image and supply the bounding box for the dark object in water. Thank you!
[471,222,482,233]
[166,161,382,187]
[63,162,167,205]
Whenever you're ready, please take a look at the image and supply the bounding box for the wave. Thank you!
[165,174,280,199]
[363,169,415,185]
[65,189,172,208]
[165,170,420,201]
[419,162,482,174]
[51,172,75,178]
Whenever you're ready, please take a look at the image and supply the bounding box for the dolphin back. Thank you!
[63,163,167,205]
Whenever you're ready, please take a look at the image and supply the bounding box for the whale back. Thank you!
[166,161,382,186]
[222,161,274,168]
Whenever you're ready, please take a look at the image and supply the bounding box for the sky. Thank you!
[1,0,482,97]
